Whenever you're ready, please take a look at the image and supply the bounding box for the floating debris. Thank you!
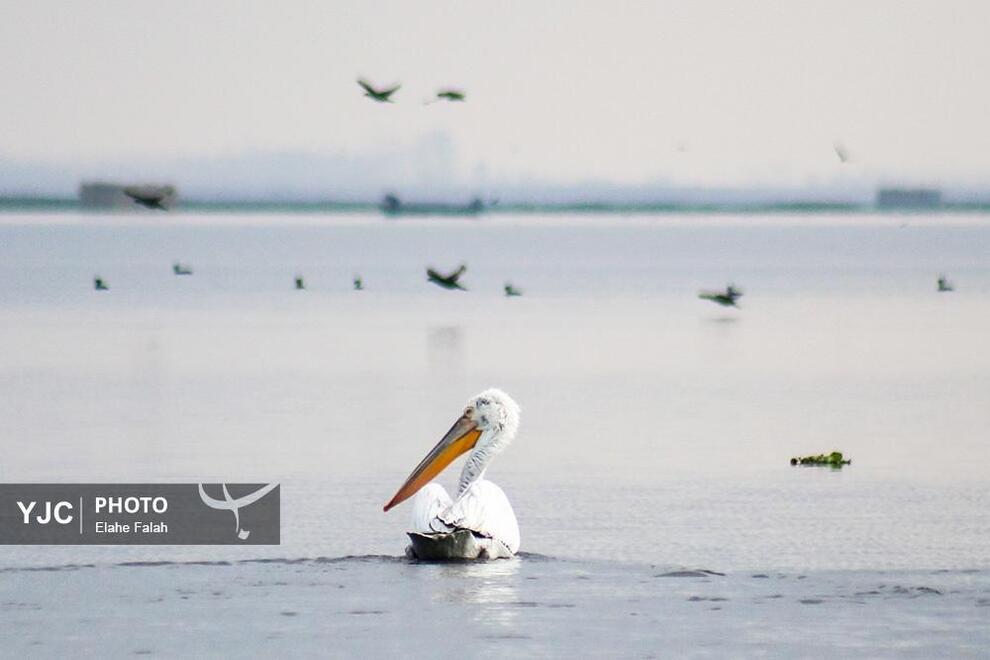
[655,569,726,578]
[790,451,851,467]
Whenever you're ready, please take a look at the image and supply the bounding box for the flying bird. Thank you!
[353,275,363,291]
[937,274,954,292]
[295,275,305,290]
[434,88,465,102]
[384,388,521,560]
[427,264,467,290]
[93,276,109,291]
[699,284,743,307]
[358,79,400,103]
[124,188,168,210]
[833,141,852,164]
[504,283,522,297]
[172,262,193,276]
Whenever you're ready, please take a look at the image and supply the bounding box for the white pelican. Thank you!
[383,389,521,560]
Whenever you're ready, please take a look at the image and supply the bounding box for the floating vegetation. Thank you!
[790,451,851,467]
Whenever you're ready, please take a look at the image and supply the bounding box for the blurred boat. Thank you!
[79,182,177,211]
[381,194,484,218]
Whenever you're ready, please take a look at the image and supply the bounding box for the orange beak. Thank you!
[383,414,481,512]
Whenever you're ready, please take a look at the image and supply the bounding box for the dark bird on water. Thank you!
[124,188,168,210]
[353,275,363,291]
[435,89,465,102]
[358,79,400,103]
[937,274,954,292]
[295,275,305,290]
[94,276,109,291]
[427,264,467,290]
[173,262,193,276]
[699,284,743,307]
[504,283,522,297]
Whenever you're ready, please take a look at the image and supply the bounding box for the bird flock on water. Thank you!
[89,261,958,303]
[91,261,527,297]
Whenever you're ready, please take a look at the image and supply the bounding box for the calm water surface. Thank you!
[0,211,988,570]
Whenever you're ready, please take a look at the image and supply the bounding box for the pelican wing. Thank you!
[438,480,520,554]
[409,483,452,533]
[409,480,520,556]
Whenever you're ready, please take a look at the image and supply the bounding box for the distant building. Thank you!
[79,182,177,210]
[876,187,942,209]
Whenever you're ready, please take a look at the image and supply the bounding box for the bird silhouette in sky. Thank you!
[358,79,400,103]
[435,88,465,102]
[833,141,852,164]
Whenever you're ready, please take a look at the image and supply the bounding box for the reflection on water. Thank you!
[427,559,523,628]
[427,325,464,371]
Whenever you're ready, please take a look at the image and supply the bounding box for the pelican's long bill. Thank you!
[383,413,481,512]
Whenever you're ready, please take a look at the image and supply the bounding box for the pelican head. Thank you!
[466,388,520,441]
[383,388,520,512]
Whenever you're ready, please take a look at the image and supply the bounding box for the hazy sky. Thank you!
[2,1,989,186]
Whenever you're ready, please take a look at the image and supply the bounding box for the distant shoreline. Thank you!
[4,196,990,214]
